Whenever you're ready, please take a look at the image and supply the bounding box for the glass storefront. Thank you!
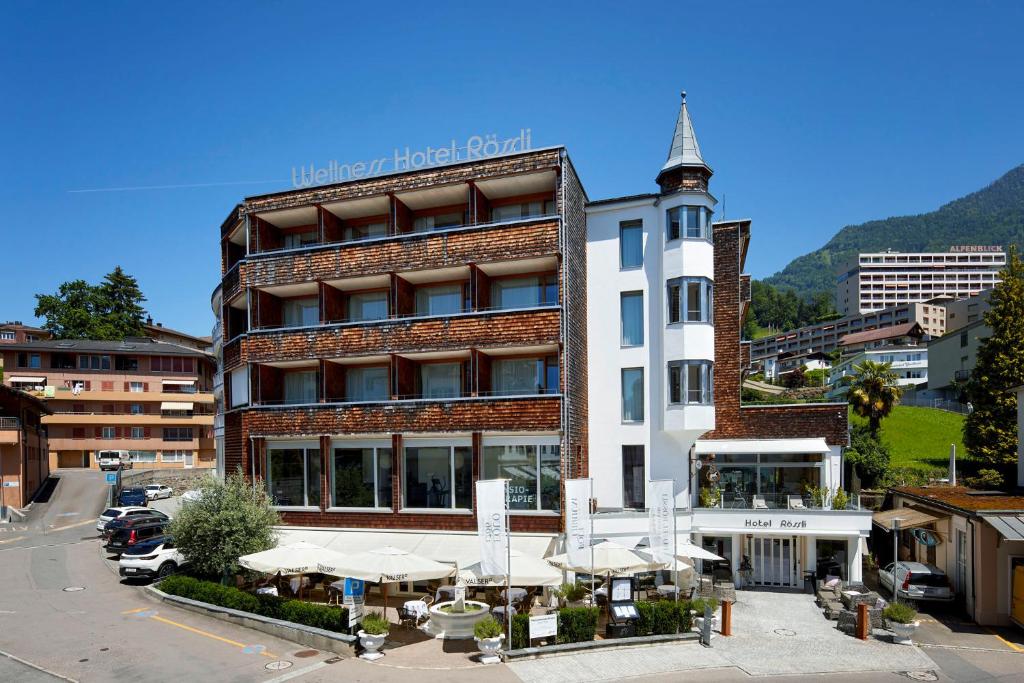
[707,453,823,509]
[481,441,560,511]
[266,443,321,507]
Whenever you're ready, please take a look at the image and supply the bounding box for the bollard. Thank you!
[721,600,732,636]
[856,602,869,640]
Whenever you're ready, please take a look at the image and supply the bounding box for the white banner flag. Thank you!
[565,479,592,569]
[476,479,508,577]
[648,480,675,566]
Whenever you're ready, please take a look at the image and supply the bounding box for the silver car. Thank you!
[878,561,954,602]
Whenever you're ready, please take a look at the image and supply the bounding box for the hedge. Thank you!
[510,613,531,649]
[158,575,349,633]
[557,606,599,644]
[635,599,694,636]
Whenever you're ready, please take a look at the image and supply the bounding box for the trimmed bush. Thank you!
[158,575,349,633]
[557,606,599,644]
[634,599,693,636]
[883,601,917,625]
[474,616,504,639]
[510,613,531,649]
[635,600,654,636]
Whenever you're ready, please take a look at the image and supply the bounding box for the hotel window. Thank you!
[413,211,464,232]
[667,361,713,405]
[711,452,822,508]
[161,450,187,463]
[415,284,466,316]
[115,356,139,371]
[151,356,195,373]
[482,439,561,511]
[402,442,472,509]
[345,366,389,402]
[491,200,555,221]
[129,381,144,393]
[419,362,462,399]
[101,427,115,440]
[620,291,644,347]
[348,291,389,322]
[666,277,713,324]
[282,231,318,249]
[343,221,387,242]
[50,353,76,369]
[490,275,557,310]
[666,206,710,241]
[23,353,41,369]
[282,298,319,327]
[163,427,194,442]
[129,403,144,415]
[130,451,158,463]
[131,427,145,440]
[266,442,321,508]
[491,356,558,396]
[283,370,318,404]
[622,445,645,509]
[621,368,644,422]
[619,220,643,268]
[331,443,392,508]
[79,354,111,370]
[0,331,13,340]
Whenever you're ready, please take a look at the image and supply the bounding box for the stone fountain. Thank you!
[423,589,491,639]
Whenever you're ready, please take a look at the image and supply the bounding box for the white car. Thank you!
[144,484,173,500]
[180,490,202,504]
[118,537,186,580]
[96,506,154,532]
[878,561,954,602]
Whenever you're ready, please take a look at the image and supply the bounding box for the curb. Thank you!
[143,584,358,657]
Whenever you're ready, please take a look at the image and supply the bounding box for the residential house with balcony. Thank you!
[586,93,869,588]
[0,384,50,518]
[0,338,216,470]
[217,146,587,569]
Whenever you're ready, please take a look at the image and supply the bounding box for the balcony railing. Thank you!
[0,417,20,430]
[701,491,861,511]
[251,391,562,408]
[251,302,560,333]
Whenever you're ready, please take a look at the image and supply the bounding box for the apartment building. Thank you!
[750,300,944,376]
[211,285,226,477]
[0,339,216,470]
[144,320,214,353]
[585,94,868,588]
[945,289,993,334]
[218,145,587,554]
[0,322,49,345]
[836,248,1004,316]
[0,384,50,517]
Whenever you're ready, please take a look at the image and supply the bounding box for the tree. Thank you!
[782,366,807,389]
[844,424,891,489]
[34,267,148,340]
[170,471,280,579]
[964,246,1024,477]
[845,360,902,434]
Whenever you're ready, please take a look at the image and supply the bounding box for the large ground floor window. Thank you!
[266,442,321,507]
[331,441,392,509]
[403,441,472,510]
[481,437,561,512]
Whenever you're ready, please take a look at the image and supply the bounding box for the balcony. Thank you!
[0,416,20,444]
[699,491,862,511]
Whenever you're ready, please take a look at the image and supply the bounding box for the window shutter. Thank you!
[94,427,101,438]
[85,381,92,391]
[144,427,151,439]
[143,382,149,392]
[124,381,129,391]
[115,427,122,439]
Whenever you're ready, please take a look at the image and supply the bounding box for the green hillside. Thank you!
[850,405,968,471]
[763,163,1024,298]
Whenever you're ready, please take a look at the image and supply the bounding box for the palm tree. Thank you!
[845,360,902,434]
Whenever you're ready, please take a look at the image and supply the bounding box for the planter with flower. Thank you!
[357,611,390,660]
[473,616,505,664]
[883,602,919,645]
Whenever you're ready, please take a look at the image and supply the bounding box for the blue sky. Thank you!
[2,1,1022,336]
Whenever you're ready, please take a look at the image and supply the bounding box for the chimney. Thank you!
[157,323,163,328]
[146,315,153,325]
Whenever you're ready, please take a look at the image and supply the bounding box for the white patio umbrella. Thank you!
[239,541,349,575]
[634,549,693,573]
[326,545,456,611]
[545,540,666,575]
[457,550,562,587]
[676,540,724,562]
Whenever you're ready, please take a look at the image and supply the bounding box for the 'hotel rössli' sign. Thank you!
[292,129,533,188]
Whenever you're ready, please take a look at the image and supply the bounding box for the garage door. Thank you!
[57,452,86,468]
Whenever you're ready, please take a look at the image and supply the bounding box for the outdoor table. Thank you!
[256,586,278,596]
[435,586,457,603]
[403,599,429,619]
[289,576,310,595]
[492,605,517,621]
[502,588,527,603]
[657,584,681,597]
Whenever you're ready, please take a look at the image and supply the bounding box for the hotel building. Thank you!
[0,339,216,470]
[0,384,50,517]
[215,93,869,586]
[836,248,1004,316]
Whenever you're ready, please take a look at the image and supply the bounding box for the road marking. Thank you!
[147,614,278,658]
[0,536,26,545]
[985,627,1024,653]
[121,607,149,615]
[264,660,327,683]
[48,519,96,532]
[0,647,79,682]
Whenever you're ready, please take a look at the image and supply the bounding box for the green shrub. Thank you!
[651,600,680,635]
[554,582,588,602]
[882,601,917,624]
[676,600,693,632]
[360,611,390,635]
[510,613,530,649]
[158,576,349,633]
[474,616,504,639]
[635,600,654,636]
[690,597,719,615]
[557,606,599,644]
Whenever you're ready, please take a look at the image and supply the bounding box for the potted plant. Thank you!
[883,602,919,645]
[832,488,850,510]
[554,582,588,608]
[691,597,720,633]
[357,611,390,660]
[473,616,505,664]
[698,486,721,508]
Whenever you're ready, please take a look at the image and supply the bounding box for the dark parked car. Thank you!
[102,510,170,538]
[118,487,149,507]
[105,521,167,555]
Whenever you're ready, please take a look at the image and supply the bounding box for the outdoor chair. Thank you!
[788,496,807,510]
[644,587,662,601]
[397,604,420,629]
[752,495,769,510]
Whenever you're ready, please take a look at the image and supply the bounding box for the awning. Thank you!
[161,401,194,411]
[695,438,831,455]
[873,508,939,530]
[983,514,1024,541]
[161,379,196,386]
[274,527,557,568]
[9,376,45,383]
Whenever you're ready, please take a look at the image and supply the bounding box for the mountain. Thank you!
[763,164,1024,297]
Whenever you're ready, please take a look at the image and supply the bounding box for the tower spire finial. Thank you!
[660,89,708,175]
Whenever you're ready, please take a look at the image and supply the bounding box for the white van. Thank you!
[97,450,133,471]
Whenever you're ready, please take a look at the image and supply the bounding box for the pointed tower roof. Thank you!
[659,91,710,176]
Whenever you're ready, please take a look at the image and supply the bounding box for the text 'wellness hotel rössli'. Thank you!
[214,92,870,592]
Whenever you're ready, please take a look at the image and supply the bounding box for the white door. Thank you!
[753,536,798,587]
[184,452,194,469]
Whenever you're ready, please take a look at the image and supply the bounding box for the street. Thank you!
[1,469,1022,682]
